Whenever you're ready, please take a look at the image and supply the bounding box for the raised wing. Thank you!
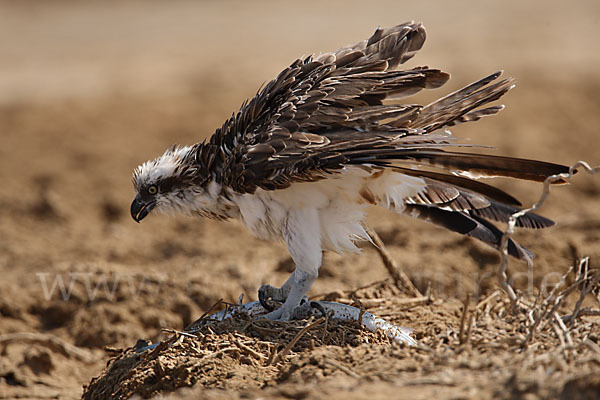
[199,21,567,202]
[200,22,441,191]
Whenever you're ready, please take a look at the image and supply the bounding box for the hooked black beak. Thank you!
[130,196,155,223]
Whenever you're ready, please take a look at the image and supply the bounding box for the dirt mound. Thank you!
[82,313,392,399]
[81,270,600,399]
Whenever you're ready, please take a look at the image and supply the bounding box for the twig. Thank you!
[424,281,432,299]
[233,338,267,362]
[522,267,572,346]
[567,258,600,326]
[321,307,331,345]
[568,308,600,318]
[365,225,422,297]
[465,312,475,345]
[459,294,471,345]
[498,160,599,302]
[187,346,239,369]
[584,339,600,355]
[266,344,278,365]
[551,323,566,352]
[146,335,178,360]
[270,317,325,365]
[556,313,573,346]
[476,290,501,310]
[161,328,198,338]
[184,298,224,333]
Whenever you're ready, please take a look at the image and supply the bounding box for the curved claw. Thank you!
[258,286,276,312]
[309,301,327,319]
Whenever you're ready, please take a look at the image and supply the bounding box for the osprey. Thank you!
[131,22,568,320]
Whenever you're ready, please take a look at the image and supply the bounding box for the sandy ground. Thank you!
[1,1,599,399]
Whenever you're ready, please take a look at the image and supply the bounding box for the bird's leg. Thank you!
[261,207,322,321]
[263,269,317,320]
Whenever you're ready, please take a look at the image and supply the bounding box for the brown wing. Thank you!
[203,23,567,194]
[205,22,443,192]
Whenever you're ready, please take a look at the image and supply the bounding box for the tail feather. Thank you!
[470,199,555,229]
[391,167,522,206]
[404,204,534,262]
[385,151,570,183]
[470,214,535,262]
[402,174,554,228]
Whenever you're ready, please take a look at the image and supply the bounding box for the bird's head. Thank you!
[130,144,209,222]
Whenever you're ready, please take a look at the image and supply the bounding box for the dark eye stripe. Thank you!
[157,177,181,193]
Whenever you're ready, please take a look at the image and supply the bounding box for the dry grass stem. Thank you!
[365,225,422,297]
[272,317,326,365]
[498,161,599,301]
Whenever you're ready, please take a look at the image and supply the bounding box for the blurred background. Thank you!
[0,0,599,397]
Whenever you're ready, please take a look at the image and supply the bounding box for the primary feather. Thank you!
[132,22,569,320]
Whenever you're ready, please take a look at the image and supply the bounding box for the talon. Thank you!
[258,286,276,312]
[309,301,327,319]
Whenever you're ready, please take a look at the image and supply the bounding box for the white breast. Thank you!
[231,166,427,254]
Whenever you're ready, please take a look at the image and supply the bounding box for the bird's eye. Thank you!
[147,185,158,195]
